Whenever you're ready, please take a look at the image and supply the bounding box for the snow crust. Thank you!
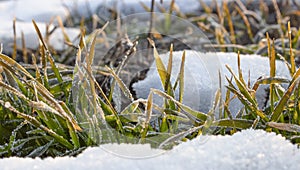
[0,129,299,170]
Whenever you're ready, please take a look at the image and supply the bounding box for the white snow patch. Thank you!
[0,129,299,170]
[0,0,203,52]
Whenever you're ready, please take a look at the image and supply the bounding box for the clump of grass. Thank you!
[0,21,83,158]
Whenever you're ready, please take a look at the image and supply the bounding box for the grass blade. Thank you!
[268,122,300,133]
[105,66,134,101]
[271,77,300,122]
[225,64,257,107]
[178,50,185,103]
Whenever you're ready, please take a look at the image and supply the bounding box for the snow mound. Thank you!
[0,129,299,170]
[132,51,291,116]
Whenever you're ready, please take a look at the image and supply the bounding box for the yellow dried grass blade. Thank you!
[179,50,185,103]
[223,1,236,44]
[12,18,17,60]
[142,91,153,137]
[56,16,71,43]
[288,21,296,75]
[292,68,300,83]
[86,22,108,70]
[21,31,28,63]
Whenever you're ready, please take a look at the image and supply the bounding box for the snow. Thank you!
[132,51,291,116]
[0,129,299,170]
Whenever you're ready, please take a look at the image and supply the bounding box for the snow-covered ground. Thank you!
[1,129,299,170]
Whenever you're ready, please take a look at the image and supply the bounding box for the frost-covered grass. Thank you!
[0,0,300,158]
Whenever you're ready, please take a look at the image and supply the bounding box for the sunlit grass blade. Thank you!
[57,16,71,44]
[148,39,176,111]
[178,50,185,103]
[288,21,296,75]
[32,54,42,83]
[268,36,276,112]
[32,20,49,50]
[165,44,173,93]
[237,51,247,87]
[147,38,169,90]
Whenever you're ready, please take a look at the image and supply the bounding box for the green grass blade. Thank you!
[212,119,254,129]
[255,77,290,85]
